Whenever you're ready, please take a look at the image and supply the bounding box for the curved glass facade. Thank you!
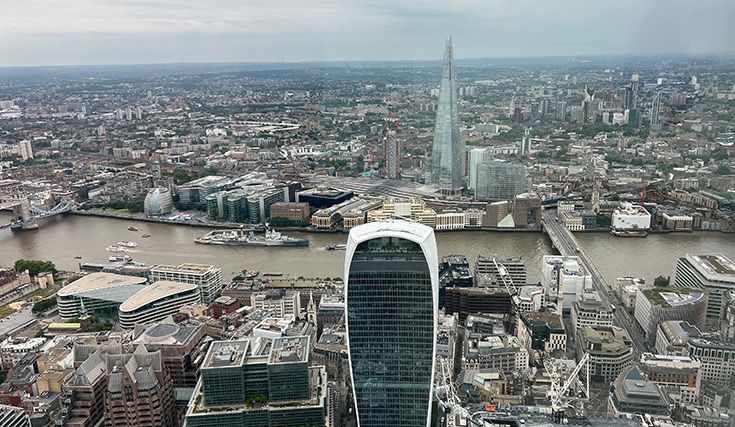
[346,234,435,427]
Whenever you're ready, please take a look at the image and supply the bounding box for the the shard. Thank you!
[429,37,463,193]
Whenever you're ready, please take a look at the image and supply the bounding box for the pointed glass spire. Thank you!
[429,37,462,193]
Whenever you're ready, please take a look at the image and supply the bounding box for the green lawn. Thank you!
[24,287,58,300]
[0,305,17,319]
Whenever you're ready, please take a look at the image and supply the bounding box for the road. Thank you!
[0,306,37,338]
[541,209,649,355]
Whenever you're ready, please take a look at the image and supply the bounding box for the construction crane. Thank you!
[492,256,518,297]
[435,358,495,427]
[544,353,590,422]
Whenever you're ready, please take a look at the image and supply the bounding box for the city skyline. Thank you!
[1,0,735,67]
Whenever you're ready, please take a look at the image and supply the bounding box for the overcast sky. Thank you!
[1,0,733,67]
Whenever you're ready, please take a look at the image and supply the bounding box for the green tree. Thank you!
[14,259,57,276]
[715,165,732,175]
[654,275,670,287]
[171,168,193,184]
[269,216,293,227]
[32,297,57,314]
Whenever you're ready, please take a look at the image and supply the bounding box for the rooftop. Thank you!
[270,335,309,364]
[151,263,219,275]
[203,340,250,369]
[119,281,198,312]
[694,253,735,275]
[57,273,146,297]
[641,287,705,308]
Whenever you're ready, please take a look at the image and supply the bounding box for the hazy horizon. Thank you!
[2,0,734,68]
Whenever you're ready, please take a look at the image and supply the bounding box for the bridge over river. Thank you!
[541,208,649,354]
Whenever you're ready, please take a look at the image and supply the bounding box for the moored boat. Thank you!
[610,227,648,237]
[195,229,309,247]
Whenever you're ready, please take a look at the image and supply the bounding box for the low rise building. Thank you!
[251,289,301,318]
[655,320,702,356]
[608,366,671,419]
[614,277,646,313]
[0,337,45,370]
[611,203,651,230]
[118,281,200,329]
[640,353,700,404]
[269,202,310,223]
[57,273,148,320]
[541,256,593,314]
[150,263,223,304]
[687,335,735,387]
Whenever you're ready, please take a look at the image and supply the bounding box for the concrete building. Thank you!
[640,353,700,404]
[57,273,148,320]
[516,285,545,312]
[541,256,593,314]
[344,221,438,427]
[185,337,327,427]
[19,140,33,161]
[656,320,702,356]
[462,318,529,373]
[608,366,670,419]
[613,277,646,313]
[633,287,708,345]
[675,253,735,317]
[572,290,613,331]
[150,263,223,304]
[206,186,289,224]
[611,203,651,230]
[250,289,301,318]
[444,287,513,323]
[578,326,633,383]
[0,337,45,370]
[687,335,735,387]
[475,255,527,287]
[118,281,200,329]
[518,312,566,356]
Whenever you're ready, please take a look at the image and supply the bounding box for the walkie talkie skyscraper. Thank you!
[344,221,438,427]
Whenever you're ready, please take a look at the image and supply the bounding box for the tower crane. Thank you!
[544,353,590,422]
[492,256,518,297]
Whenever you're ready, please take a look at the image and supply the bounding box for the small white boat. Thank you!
[109,255,133,262]
[106,245,127,252]
[117,241,138,247]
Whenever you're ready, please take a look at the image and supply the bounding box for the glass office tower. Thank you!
[344,221,438,427]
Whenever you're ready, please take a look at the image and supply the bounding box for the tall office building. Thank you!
[556,101,567,120]
[474,161,529,202]
[19,140,33,161]
[345,221,438,427]
[429,38,463,193]
[675,253,735,317]
[467,147,491,191]
[384,129,399,179]
[521,127,532,155]
[650,92,662,126]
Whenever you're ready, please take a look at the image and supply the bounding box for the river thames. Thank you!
[1,214,734,285]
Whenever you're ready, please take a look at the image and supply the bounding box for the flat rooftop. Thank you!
[203,340,250,368]
[57,273,147,297]
[642,287,704,307]
[270,335,309,364]
[119,281,198,312]
[151,263,217,274]
[695,254,735,275]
